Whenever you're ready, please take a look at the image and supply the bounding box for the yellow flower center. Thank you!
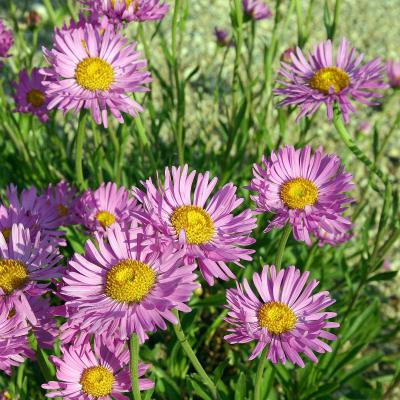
[0,259,29,295]
[75,57,114,92]
[57,204,69,217]
[1,228,11,241]
[258,301,297,335]
[96,211,116,228]
[80,366,114,397]
[111,0,139,10]
[105,259,156,303]
[170,205,215,245]
[280,178,318,209]
[26,89,45,107]
[309,66,350,94]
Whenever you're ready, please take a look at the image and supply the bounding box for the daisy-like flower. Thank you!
[41,24,151,127]
[0,19,13,58]
[275,38,388,122]
[386,60,400,88]
[44,180,79,227]
[132,165,257,285]
[249,145,353,245]
[242,0,272,21]
[224,265,339,367]
[75,182,139,234]
[0,224,61,324]
[84,0,169,25]
[0,301,33,375]
[5,184,67,245]
[29,296,59,349]
[43,335,153,399]
[13,68,51,122]
[60,224,198,343]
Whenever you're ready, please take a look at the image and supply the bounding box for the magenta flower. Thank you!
[386,60,400,88]
[30,296,59,349]
[0,19,13,58]
[132,165,257,285]
[41,24,151,127]
[44,180,79,227]
[214,27,233,47]
[275,38,388,122]
[13,68,51,122]
[0,224,61,324]
[75,182,139,234]
[224,265,339,367]
[84,0,169,25]
[5,184,67,245]
[249,145,353,245]
[43,335,153,399]
[242,0,272,21]
[60,224,198,343]
[0,301,33,375]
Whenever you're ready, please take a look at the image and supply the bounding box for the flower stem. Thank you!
[172,309,219,399]
[75,109,88,190]
[254,347,268,400]
[129,333,142,400]
[274,224,292,269]
[332,105,388,185]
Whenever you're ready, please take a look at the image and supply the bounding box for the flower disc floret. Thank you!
[280,178,318,209]
[309,66,350,94]
[258,301,297,334]
[0,259,29,294]
[105,259,156,303]
[96,210,116,228]
[170,205,215,244]
[26,89,46,107]
[75,57,114,91]
[80,366,114,397]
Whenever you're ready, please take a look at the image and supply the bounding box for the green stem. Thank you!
[328,0,341,40]
[75,110,88,189]
[129,333,142,400]
[254,347,268,400]
[171,0,185,166]
[42,0,57,26]
[295,0,304,47]
[274,225,292,269]
[172,309,218,399]
[332,106,388,185]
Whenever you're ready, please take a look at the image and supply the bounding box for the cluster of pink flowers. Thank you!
[0,149,355,394]
[10,0,168,127]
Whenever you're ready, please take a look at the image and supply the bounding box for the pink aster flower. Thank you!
[242,0,272,21]
[29,296,59,349]
[386,60,400,88]
[41,23,151,128]
[75,182,139,234]
[249,145,353,245]
[13,68,51,122]
[84,0,169,25]
[0,224,62,324]
[224,265,339,367]
[60,224,198,343]
[132,165,257,285]
[5,184,67,245]
[275,38,388,122]
[43,335,153,399]
[43,180,79,227]
[0,19,13,58]
[0,301,33,375]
